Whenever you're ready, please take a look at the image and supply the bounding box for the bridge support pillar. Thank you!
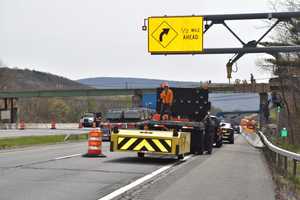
[259,92,269,129]
[132,90,143,107]
[0,98,18,124]
[10,98,14,123]
[4,98,8,110]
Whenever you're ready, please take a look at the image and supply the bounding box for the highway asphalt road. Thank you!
[0,135,275,200]
[0,129,90,138]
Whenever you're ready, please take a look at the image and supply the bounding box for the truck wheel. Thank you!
[229,134,234,144]
[205,132,213,154]
[137,152,145,158]
[199,130,205,155]
[207,149,212,154]
[177,154,184,160]
[215,137,223,148]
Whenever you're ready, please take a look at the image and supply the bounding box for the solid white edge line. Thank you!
[54,153,82,160]
[98,154,193,200]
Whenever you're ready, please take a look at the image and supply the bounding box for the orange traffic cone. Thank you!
[83,129,106,157]
[19,119,25,130]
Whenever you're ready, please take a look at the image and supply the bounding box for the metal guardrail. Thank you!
[258,131,300,177]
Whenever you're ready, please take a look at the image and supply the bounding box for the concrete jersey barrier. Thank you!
[0,123,79,130]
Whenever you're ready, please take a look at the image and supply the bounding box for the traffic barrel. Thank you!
[19,119,25,130]
[83,129,106,157]
[127,123,136,129]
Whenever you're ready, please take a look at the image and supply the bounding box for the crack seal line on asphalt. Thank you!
[97,154,193,200]
[4,153,83,168]
[54,153,82,160]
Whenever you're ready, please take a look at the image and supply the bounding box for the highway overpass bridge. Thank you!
[0,83,274,125]
[216,110,260,118]
[0,83,273,98]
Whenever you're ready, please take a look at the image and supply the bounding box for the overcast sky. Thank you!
[0,0,279,83]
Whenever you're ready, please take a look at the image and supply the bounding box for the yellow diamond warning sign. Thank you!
[148,16,203,53]
[151,21,178,48]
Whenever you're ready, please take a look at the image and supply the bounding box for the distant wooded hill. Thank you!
[0,67,90,91]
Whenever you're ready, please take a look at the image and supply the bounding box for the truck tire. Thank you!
[204,130,213,154]
[137,152,145,158]
[198,130,205,155]
[177,154,184,160]
[215,137,223,148]
[229,133,234,144]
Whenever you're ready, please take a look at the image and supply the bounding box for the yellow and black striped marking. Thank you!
[117,137,172,153]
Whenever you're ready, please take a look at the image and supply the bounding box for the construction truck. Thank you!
[110,87,219,159]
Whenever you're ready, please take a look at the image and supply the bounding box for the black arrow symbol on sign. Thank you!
[159,28,170,42]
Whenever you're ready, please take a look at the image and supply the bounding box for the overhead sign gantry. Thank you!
[143,12,300,81]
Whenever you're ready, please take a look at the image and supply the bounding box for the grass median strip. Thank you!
[0,133,88,150]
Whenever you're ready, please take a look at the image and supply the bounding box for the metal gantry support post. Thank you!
[259,93,269,129]
[10,98,14,123]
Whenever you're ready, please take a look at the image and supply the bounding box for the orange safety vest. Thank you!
[160,89,174,105]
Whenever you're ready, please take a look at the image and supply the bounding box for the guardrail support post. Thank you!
[284,156,288,176]
[293,159,297,176]
[277,154,282,172]
[273,152,277,164]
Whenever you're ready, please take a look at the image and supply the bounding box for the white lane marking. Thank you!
[54,153,82,160]
[98,154,193,200]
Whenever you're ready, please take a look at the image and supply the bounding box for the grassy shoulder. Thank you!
[0,133,88,150]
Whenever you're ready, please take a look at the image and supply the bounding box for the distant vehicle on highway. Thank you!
[79,112,102,127]
[100,108,155,141]
[233,124,241,134]
[104,108,155,123]
[220,122,234,144]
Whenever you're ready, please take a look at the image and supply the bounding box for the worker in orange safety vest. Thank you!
[160,82,174,120]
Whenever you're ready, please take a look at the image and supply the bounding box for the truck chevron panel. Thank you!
[117,137,172,153]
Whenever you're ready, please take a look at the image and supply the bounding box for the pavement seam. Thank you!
[115,154,211,200]
[1,153,83,169]
[19,166,146,175]
[97,155,194,200]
